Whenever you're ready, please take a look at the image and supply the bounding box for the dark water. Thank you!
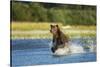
[11,37,96,67]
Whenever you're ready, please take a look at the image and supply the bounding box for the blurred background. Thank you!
[11,1,96,39]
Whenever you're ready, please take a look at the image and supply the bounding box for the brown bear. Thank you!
[50,24,69,54]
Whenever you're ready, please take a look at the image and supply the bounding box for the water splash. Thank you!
[69,43,85,54]
[49,42,96,56]
[83,44,96,52]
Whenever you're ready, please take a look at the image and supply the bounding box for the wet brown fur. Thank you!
[50,25,69,53]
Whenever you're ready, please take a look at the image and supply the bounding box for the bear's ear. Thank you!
[50,25,53,27]
[56,25,58,27]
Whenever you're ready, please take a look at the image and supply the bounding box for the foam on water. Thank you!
[54,44,85,56]
[54,45,70,56]
[87,44,96,52]
[69,43,85,54]
[49,42,96,56]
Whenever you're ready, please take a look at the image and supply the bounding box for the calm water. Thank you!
[11,37,96,67]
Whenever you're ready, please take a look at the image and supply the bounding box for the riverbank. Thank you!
[11,22,96,39]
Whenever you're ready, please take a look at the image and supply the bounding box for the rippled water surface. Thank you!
[11,37,96,67]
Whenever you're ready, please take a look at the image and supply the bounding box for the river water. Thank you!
[11,37,96,67]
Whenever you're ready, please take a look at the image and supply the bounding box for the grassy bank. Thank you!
[12,31,96,39]
[11,22,96,31]
[11,22,96,39]
[11,22,62,31]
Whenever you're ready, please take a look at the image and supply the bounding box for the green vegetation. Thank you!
[11,1,96,25]
[11,1,96,39]
[12,31,96,39]
[11,22,96,39]
[11,22,62,30]
[11,22,96,31]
